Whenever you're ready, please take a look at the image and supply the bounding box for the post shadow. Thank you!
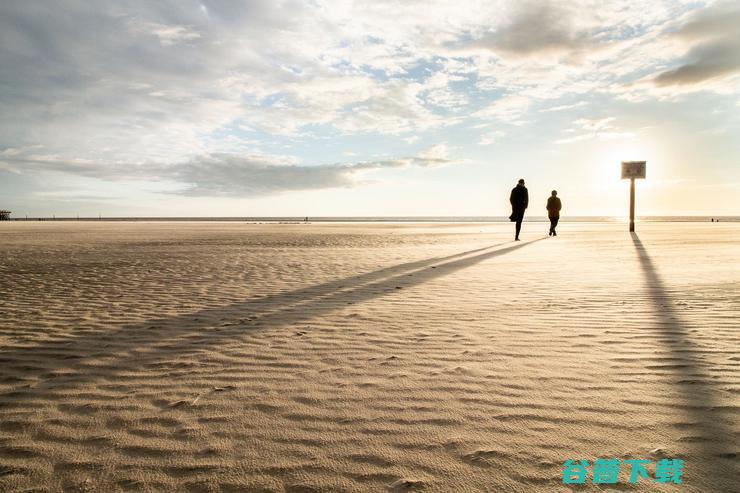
[631,233,737,490]
[0,237,545,411]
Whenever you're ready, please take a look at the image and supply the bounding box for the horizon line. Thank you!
[3,215,738,223]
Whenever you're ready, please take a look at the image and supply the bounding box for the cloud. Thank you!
[417,143,449,161]
[1,146,458,197]
[654,2,740,87]
[574,117,614,132]
[332,81,446,135]
[0,1,450,161]
[171,149,457,196]
[467,1,601,60]
[0,0,737,211]
[127,20,202,46]
[555,117,634,144]
[473,95,530,123]
[478,130,506,146]
[170,154,356,196]
[176,149,459,196]
[541,101,588,112]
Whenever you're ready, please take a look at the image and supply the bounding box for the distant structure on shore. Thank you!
[0,210,11,221]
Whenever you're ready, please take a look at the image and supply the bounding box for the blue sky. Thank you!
[1,0,739,217]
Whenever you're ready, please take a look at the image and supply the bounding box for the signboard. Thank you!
[621,161,646,179]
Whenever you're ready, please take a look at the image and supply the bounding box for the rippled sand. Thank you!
[0,221,737,492]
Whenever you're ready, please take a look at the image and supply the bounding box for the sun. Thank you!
[591,138,660,193]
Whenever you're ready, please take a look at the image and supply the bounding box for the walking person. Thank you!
[509,178,528,241]
[547,190,561,236]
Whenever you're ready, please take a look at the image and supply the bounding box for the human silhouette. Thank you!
[546,190,562,236]
[509,178,528,241]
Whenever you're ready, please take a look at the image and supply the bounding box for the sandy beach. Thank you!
[0,221,737,492]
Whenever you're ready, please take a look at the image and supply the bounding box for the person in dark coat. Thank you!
[546,190,562,236]
[509,178,528,241]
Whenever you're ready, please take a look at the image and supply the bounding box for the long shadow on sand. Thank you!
[631,233,736,490]
[0,237,544,413]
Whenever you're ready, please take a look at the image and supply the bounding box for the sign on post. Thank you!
[621,161,646,180]
[621,161,646,232]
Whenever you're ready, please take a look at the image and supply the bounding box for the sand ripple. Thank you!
[0,221,737,492]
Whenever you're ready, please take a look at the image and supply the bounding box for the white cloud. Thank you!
[0,0,737,202]
[556,116,635,144]
[541,101,588,112]
[479,130,506,146]
[418,143,449,161]
[127,19,202,46]
[574,117,615,132]
[474,95,531,123]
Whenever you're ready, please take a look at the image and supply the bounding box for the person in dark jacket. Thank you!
[546,190,562,236]
[509,178,528,241]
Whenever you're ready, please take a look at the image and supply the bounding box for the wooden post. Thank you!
[629,177,635,232]
[621,161,645,233]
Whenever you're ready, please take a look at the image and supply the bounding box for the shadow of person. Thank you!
[631,233,737,490]
[1,237,546,411]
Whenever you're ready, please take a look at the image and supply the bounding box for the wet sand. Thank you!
[0,221,737,492]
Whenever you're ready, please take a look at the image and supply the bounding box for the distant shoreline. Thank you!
[4,216,739,223]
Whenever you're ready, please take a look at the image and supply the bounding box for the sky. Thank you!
[1,0,739,218]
